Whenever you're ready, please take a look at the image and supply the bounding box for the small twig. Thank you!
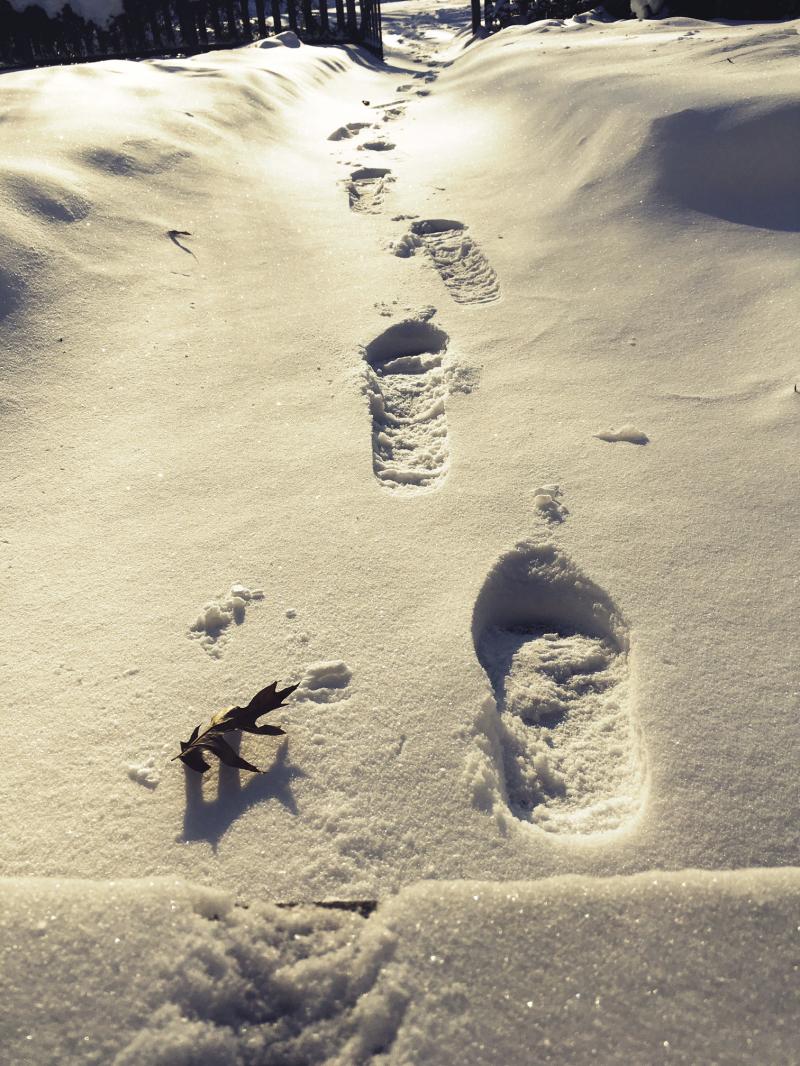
[166,230,196,258]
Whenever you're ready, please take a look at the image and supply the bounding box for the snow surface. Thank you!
[2,869,798,1064]
[1,3,799,1059]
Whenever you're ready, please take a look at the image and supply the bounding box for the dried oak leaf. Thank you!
[175,681,299,774]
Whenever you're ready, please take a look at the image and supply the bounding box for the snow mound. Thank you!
[258,30,302,48]
[648,100,800,231]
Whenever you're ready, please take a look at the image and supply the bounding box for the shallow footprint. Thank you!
[472,542,646,835]
[407,219,500,305]
[347,167,393,213]
[361,316,450,492]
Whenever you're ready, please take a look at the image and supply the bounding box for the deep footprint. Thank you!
[359,140,396,152]
[472,543,646,835]
[361,317,450,492]
[347,167,393,213]
[328,122,372,141]
[408,219,500,305]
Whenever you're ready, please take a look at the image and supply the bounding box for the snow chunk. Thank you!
[189,583,264,656]
[126,756,161,790]
[532,483,568,523]
[595,424,649,445]
[392,232,422,258]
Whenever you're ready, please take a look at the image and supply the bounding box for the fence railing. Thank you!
[0,0,383,69]
[471,0,800,32]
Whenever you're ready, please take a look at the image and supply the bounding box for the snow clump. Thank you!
[189,584,264,656]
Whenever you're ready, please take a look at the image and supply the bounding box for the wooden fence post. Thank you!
[146,3,162,46]
[225,0,237,37]
[196,0,209,44]
[319,0,329,35]
[301,0,314,34]
[207,0,221,39]
[254,0,267,36]
[239,0,251,38]
[286,0,298,33]
[334,0,345,33]
[471,0,481,32]
[345,0,356,38]
[271,0,282,32]
[162,0,176,43]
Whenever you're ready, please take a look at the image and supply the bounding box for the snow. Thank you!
[1,2,799,1059]
[3,869,797,1064]
[594,424,650,444]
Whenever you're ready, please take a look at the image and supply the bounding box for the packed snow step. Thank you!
[472,542,646,835]
[361,316,452,493]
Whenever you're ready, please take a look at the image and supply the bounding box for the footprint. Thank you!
[294,660,353,703]
[360,316,451,492]
[347,168,393,213]
[328,122,372,141]
[358,139,396,152]
[406,219,500,305]
[471,543,645,835]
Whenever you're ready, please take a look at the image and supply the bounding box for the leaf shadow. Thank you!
[180,738,305,851]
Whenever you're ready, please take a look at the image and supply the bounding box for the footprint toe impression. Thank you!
[409,219,499,305]
[472,543,646,835]
[361,318,450,492]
